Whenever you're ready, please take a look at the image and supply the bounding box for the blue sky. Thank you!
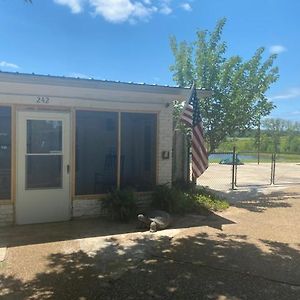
[0,0,299,121]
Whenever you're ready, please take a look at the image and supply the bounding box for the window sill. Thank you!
[73,191,153,201]
[73,194,107,200]
[0,200,13,205]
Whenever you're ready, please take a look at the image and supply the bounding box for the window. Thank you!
[75,110,157,195]
[76,111,118,195]
[26,120,63,189]
[0,106,11,200]
[120,113,157,191]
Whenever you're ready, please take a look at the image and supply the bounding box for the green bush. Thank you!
[192,187,229,211]
[151,184,179,213]
[103,189,137,222]
[151,184,229,215]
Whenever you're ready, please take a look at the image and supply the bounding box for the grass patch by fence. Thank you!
[209,152,300,164]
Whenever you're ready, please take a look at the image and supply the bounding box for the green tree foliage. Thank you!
[217,118,300,153]
[170,18,279,152]
[262,118,300,153]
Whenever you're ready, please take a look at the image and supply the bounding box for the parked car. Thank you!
[219,156,244,165]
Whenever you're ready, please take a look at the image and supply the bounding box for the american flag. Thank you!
[181,85,208,178]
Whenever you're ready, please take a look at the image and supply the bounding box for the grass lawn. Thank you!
[209,152,300,164]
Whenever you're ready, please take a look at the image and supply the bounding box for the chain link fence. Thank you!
[195,148,300,192]
[271,153,300,185]
[198,152,233,190]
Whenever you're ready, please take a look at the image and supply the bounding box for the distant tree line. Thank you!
[217,118,300,153]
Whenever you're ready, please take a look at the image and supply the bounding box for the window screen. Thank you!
[75,111,118,195]
[120,113,157,191]
[0,107,11,200]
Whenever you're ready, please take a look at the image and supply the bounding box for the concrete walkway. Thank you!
[1,185,300,299]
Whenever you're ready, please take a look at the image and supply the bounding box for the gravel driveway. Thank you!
[1,185,300,299]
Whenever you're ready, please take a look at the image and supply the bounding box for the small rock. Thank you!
[0,247,7,262]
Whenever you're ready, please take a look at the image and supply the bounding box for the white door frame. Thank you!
[16,110,71,225]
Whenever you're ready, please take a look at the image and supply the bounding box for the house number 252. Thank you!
[36,96,50,104]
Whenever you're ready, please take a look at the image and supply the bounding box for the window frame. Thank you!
[0,104,13,202]
[74,108,158,197]
[120,112,158,192]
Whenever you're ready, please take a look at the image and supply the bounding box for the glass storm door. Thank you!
[16,111,70,224]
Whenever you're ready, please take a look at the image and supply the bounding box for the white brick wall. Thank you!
[0,204,14,226]
[72,199,104,218]
[157,105,173,185]
[72,192,153,218]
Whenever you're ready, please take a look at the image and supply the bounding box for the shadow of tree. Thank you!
[0,217,142,249]
[0,212,235,249]
[212,188,298,213]
[1,230,300,299]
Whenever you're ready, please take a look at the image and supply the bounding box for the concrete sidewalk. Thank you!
[1,185,300,299]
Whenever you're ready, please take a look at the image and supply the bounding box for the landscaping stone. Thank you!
[0,247,7,262]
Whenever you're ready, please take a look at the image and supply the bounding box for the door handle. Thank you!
[67,164,70,174]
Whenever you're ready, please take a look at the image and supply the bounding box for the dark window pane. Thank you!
[0,106,11,200]
[27,120,62,154]
[121,113,157,191]
[76,111,117,195]
[26,155,62,189]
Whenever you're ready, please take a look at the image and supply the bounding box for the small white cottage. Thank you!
[0,72,210,226]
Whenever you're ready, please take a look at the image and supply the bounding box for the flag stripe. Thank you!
[181,105,193,126]
[180,86,208,179]
[192,140,208,175]
[193,126,207,155]
[192,138,207,168]
[181,113,193,122]
[192,150,206,176]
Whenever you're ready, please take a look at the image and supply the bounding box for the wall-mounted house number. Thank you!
[36,96,50,104]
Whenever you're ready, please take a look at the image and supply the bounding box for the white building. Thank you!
[0,72,209,226]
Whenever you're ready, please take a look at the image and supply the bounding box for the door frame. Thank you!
[15,109,72,224]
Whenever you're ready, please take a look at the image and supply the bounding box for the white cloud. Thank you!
[291,111,300,116]
[89,0,157,23]
[68,72,91,79]
[53,0,175,22]
[269,45,287,54]
[180,3,192,11]
[0,61,19,69]
[54,0,84,13]
[269,88,300,100]
[159,4,172,14]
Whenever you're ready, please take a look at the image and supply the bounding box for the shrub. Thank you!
[192,187,229,211]
[151,184,188,214]
[152,185,174,212]
[151,184,229,215]
[103,189,137,222]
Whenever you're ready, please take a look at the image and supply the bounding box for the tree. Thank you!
[262,118,285,152]
[262,118,300,153]
[170,18,279,152]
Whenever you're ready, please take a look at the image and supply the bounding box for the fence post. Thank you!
[234,161,238,187]
[231,146,236,190]
[270,153,276,185]
[270,153,273,185]
[272,153,276,185]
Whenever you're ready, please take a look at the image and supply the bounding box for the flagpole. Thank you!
[173,81,195,137]
[173,82,195,184]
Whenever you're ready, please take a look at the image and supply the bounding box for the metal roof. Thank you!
[0,70,209,90]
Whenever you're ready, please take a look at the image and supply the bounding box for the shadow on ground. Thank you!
[0,212,234,249]
[212,187,298,213]
[1,230,300,299]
